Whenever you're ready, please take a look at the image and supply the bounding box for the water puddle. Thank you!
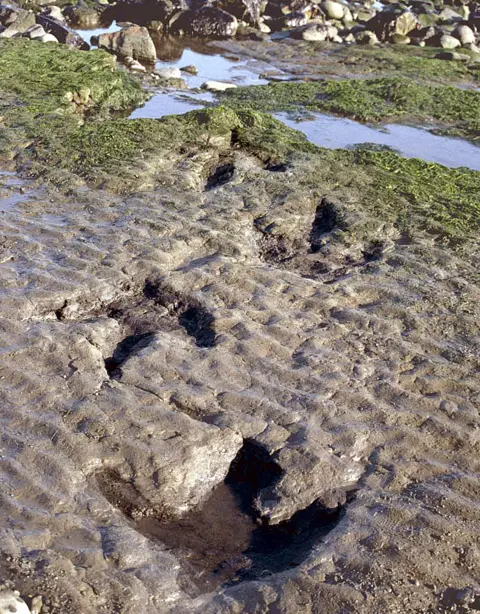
[277,114,480,171]
[154,45,271,88]
[130,40,272,119]
[0,172,34,213]
[129,89,480,171]
[130,92,214,119]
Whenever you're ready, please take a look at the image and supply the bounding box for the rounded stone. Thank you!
[453,25,475,45]
[322,0,345,20]
[201,81,237,91]
[154,67,182,79]
[0,590,31,614]
[440,34,461,49]
[39,33,59,43]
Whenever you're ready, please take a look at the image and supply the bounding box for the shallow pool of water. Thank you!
[76,21,122,46]
[277,114,480,171]
[130,92,214,119]
[155,46,271,87]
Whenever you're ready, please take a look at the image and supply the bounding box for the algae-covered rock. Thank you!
[217,76,480,141]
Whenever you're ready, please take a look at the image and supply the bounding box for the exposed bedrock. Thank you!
[0,133,479,613]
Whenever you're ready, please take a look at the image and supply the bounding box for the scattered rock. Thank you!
[64,0,106,29]
[464,42,480,53]
[23,24,47,39]
[181,64,198,74]
[366,10,417,42]
[201,80,238,90]
[0,4,20,27]
[440,33,461,49]
[391,33,410,44]
[30,596,43,614]
[36,13,88,48]
[0,9,35,38]
[124,55,147,71]
[38,32,59,43]
[170,6,238,38]
[355,29,379,44]
[0,590,31,614]
[292,21,339,42]
[43,6,65,21]
[154,66,182,79]
[321,0,344,20]
[98,25,156,64]
[453,24,475,45]
[435,50,471,61]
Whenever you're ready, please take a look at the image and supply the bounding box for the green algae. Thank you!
[342,149,480,248]
[218,77,480,141]
[0,39,317,186]
[0,38,145,116]
[330,44,480,85]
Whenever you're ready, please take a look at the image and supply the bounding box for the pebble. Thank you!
[181,64,198,75]
[39,33,58,43]
[0,590,32,614]
[154,67,182,79]
[201,80,237,91]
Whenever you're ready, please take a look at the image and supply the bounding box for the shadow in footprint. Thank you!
[104,332,156,376]
[96,440,354,596]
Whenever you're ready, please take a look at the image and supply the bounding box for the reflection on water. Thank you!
[73,23,480,171]
[277,114,480,171]
[152,35,271,87]
[75,21,122,46]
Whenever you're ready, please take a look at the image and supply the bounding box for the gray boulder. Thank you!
[36,13,89,48]
[453,24,475,45]
[291,21,339,41]
[170,6,238,37]
[321,0,344,20]
[366,9,417,42]
[98,25,157,64]
[0,9,35,37]
[0,4,22,26]
[440,33,461,49]
[64,0,108,29]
